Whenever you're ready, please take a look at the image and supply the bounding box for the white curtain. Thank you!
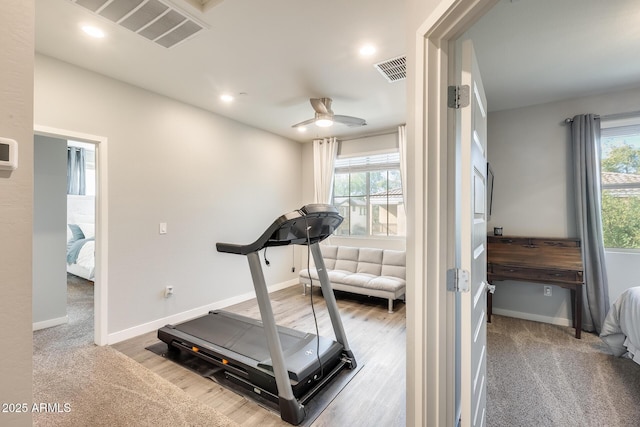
[313,137,338,204]
[398,125,407,206]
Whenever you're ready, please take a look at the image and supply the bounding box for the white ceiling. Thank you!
[467,0,640,113]
[35,0,640,143]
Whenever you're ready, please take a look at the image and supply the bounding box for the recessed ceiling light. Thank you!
[297,127,307,133]
[82,25,105,39]
[220,94,234,102]
[359,44,376,56]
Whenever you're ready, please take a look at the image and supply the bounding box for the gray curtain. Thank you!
[571,114,609,333]
[67,146,86,195]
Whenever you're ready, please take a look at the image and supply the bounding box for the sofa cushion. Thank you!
[328,270,352,284]
[366,276,406,292]
[381,250,406,280]
[320,245,338,270]
[334,246,359,273]
[357,248,383,276]
[299,268,318,281]
[340,273,378,287]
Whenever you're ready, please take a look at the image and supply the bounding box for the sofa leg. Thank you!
[302,283,307,295]
[388,299,394,313]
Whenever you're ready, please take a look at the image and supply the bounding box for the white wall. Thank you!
[487,85,640,326]
[0,1,34,424]
[34,54,303,341]
[33,135,68,328]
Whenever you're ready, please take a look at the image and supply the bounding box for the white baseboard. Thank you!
[33,315,68,331]
[492,308,572,328]
[107,278,299,345]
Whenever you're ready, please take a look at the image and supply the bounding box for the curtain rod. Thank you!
[564,110,640,124]
[339,126,404,142]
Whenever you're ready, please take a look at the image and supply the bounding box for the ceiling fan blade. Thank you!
[310,98,330,114]
[291,117,316,128]
[333,115,367,127]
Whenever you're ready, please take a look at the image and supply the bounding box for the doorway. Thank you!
[406,0,497,426]
[34,125,109,345]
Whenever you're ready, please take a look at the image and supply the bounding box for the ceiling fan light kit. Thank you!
[315,114,334,127]
[292,97,366,129]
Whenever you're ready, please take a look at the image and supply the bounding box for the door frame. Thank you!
[34,125,109,346]
[407,0,497,425]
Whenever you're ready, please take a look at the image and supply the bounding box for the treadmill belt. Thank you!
[172,312,309,362]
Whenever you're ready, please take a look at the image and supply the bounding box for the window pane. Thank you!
[350,172,367,196]
[388,170,402,191]
[601,190,640,249]
[371,203,388,236]
[350,196,367,235]
[333,197,350,236]
[334,173,349,197]
[370,170,387,195]
[601,141,640,174]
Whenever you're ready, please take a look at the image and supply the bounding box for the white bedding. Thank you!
[66,223,95,281]
[600,286,640,365]
[68,239,95,280]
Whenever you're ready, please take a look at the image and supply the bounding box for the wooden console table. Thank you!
[487,235,584,338]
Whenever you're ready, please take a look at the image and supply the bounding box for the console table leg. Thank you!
[574,285,583,339]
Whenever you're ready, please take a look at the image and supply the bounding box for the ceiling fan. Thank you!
[292,98,367,129]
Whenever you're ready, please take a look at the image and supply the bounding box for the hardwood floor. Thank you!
[113,285,406,426]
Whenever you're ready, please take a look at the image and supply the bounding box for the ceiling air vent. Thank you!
[70,0,207,48]
[374,55,406,83]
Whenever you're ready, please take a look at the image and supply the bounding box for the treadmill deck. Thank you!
[158,310,344,383]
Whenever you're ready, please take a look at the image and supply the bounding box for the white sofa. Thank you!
[299,245,406,313]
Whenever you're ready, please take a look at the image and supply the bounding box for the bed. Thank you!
[600,286,640,365]
[66,222,95,281]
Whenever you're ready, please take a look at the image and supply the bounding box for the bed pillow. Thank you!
[77,223,95,239]
[67,224,85,243]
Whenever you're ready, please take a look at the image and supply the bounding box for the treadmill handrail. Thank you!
[216,204,342,255]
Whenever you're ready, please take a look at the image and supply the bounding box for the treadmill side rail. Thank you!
[309,242,357,368]
[247,251,306,425]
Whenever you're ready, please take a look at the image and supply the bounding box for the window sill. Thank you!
[605,248,640,255]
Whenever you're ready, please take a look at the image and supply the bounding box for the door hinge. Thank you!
[447,268,470,293]
[448,85,470,109]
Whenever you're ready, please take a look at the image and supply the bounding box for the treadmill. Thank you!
[157,204,357,425]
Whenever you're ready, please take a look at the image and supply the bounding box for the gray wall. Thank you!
[487,86,640,325]
[33,135,68,327]
[35,54,304,340]
[0,1,34,424]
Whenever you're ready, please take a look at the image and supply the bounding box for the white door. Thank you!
[456,39,488,427]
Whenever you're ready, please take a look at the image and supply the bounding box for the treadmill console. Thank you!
[217,204,343,255]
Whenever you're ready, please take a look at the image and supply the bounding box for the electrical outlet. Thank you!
[164,285,174,298]
[544,286,552,297]
[291,267,296,273]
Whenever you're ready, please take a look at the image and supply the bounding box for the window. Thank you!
[332,152,406,237]
[600,118,640,249]
[68,141,96,197]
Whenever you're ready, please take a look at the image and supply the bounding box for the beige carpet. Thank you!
[33,275,238,427]
[487,315,640,427]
